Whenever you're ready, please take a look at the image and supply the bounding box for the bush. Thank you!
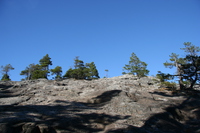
[1,74,10,81]
[160,81,177,90]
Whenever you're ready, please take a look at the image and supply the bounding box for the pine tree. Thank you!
[1,64,14,81]
[164,53,186,89]
[156,71,173,82]
[86,62,100,79]
[21,64,47,80]
[31,64,47,80]
[1,74,10,81]
[123,52,149,78]
[73,56,84,69]
[64,57,100,80]
[20,64,35,80]
[181,42,200,89]
[50,66,62,79]
[39,54,52,79]
[63,68,74,79]
[64,57,86,79]
[164,42,200,90]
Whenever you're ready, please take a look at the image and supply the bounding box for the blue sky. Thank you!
[0,0,200,81]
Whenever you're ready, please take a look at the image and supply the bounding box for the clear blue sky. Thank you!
[1,0,200,81]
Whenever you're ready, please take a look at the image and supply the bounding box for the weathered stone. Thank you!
[0,75,200,133]
[22,122,40,133]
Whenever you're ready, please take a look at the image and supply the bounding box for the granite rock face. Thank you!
[0,74,200,133]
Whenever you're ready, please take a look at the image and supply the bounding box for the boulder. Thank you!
[0,75,200,132]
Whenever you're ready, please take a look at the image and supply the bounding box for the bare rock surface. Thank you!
[0,74,200,133]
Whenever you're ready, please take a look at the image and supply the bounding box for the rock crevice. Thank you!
[0,75,200,133]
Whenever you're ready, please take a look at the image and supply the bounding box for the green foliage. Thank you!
[73,68,86,79]
[20,69,28,78]
[20,64,35,80]
[182,80,191,88]
[1,74,11,81]
[181,42,200,56]
[160,81,177,89]
[156,71,173,82]
[164,52,186,89]
[39,54,52,68]
[1,64,14,81]
[1,64,14,74]
[50,66,62,79]
[30,64,47,80]
[65,56,87,79]
[73,56,84,69]
[181,42,200,89]
[164,53,185,69]
[85,62,100,79]
[64,68,85,79]
[63,68,72,78]
[155,71,177,90]
[64,57,100,80]
[164,42,200,90]
[20,54,53,80]
[39,54,52,79]
[123,52,149,78]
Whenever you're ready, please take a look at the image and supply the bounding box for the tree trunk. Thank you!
[179,76,184,90]
[177,64,185,90]
[189,73,198,89]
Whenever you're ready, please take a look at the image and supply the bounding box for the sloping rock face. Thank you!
[0,75,200,133]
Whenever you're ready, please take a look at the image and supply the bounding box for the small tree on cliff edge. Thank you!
[39,54,52,78]
[85,62,100,79]
[164,42,200,90]
[50,66,62,79]
[20,54,53,80]
[164,53,186,89]
[1,64,14,81]
[64,57,100,79]
[122,52,149,78]
[20,63,35,80]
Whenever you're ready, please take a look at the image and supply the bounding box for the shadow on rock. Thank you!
[141,96,200,133]
[105,96,200,133]
[0,100,130,133]
[0,84,16,98]
[86,90,122,107]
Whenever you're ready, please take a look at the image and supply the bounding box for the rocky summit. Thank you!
[0,74,200,133]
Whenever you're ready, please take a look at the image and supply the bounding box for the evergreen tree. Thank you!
[63,68,74,79]
[156,71,172,82]
[73,56,84,69]
[39,54,52,78]
[164,42,200,90]
[73,68,85,79]
[68,57,86,79]
[123,52,149,78]
[181,42,200,89]
[64,68,84,79]
[164,53,186,89]
[64,57,100,80]
[20,64,47,80]
[86,62,100,79]
[31,64,47,80]
[20,64,35,80]
[1,64,14,81]
[50,66,62,79]
[182,55,200,89]
[20,54,54,80]
[1,74,10,81]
